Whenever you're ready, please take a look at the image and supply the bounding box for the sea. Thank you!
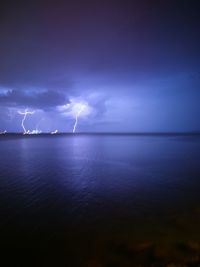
[0,134,200,266]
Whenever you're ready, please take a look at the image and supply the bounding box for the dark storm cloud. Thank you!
[0,0,199,89]
[0,89,69,110]
[87,1,200,81]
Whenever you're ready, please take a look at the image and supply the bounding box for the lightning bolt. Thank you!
[73,105,85,133]
[59,99,90,133]
[18,109,35,134]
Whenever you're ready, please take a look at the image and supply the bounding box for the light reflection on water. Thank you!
[1,135,200,256]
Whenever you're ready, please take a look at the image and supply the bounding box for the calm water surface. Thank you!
[0,135,200,265]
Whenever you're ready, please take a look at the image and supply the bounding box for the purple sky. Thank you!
[0,0,200,132]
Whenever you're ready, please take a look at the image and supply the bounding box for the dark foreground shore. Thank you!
[2,207,200,267]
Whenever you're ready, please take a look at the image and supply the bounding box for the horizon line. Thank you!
[1,131,200,136]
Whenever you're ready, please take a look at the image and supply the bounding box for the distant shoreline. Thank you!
[0,132,200,136]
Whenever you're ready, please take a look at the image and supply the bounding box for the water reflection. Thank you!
[0,135,200,225]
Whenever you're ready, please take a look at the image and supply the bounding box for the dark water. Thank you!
[1,134,200,266]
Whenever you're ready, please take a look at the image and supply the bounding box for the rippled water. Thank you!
[1,134,200,266]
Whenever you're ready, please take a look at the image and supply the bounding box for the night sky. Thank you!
[0,0,200,133]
